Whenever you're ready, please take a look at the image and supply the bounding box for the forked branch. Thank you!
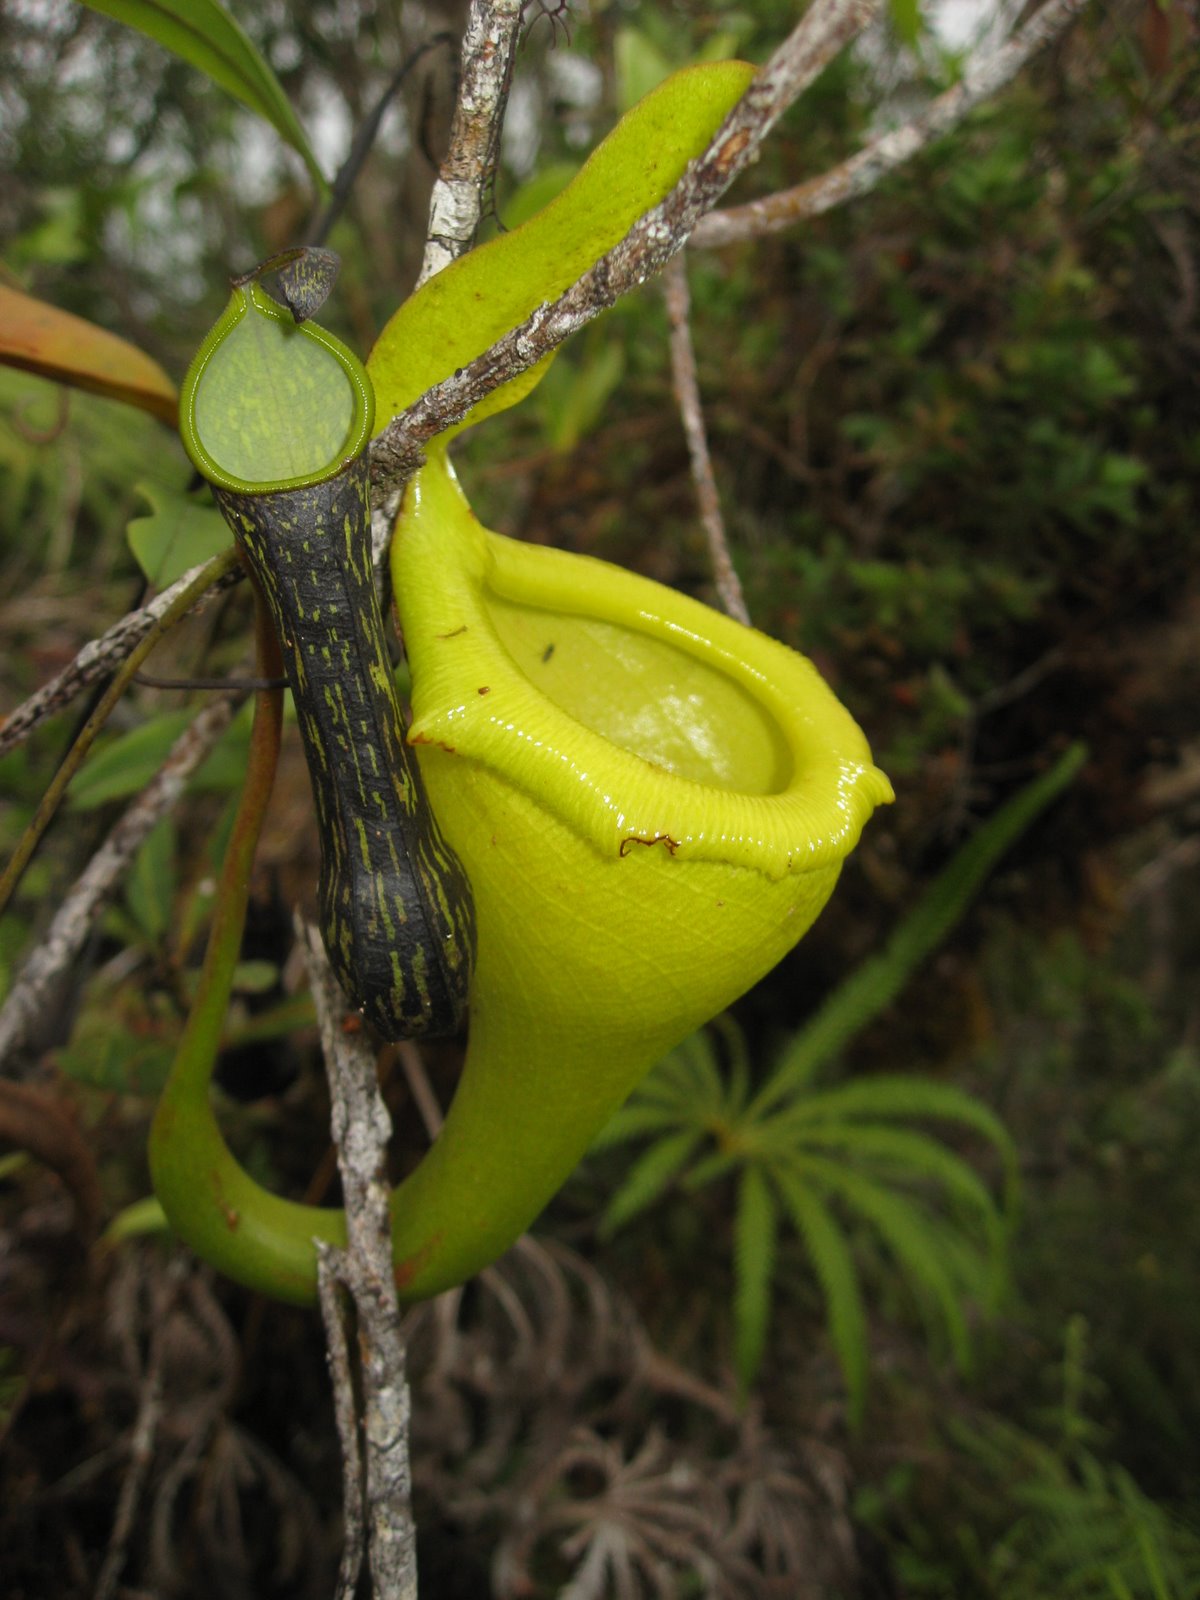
[302,919,418,1600]
[369,0,882,498]
[417,0,525,287]
[692,0,1089,248]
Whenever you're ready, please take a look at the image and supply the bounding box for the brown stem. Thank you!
[0,693,241,1071]
[0,545,242,919]
[417,0,525,287]
[663,256,749,625]
[691,0,1090,248]
[301,919,418,1599]
[0,552,243,759]
[0,1078,102,1243]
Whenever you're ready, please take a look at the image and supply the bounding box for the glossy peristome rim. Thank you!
[179,282,375,494]
[395,455,895,881]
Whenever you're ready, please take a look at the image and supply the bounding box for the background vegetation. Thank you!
[1,1,1198,1595]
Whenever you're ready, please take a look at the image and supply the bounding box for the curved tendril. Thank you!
[149,592,432,1305]
[148,595,343,1301]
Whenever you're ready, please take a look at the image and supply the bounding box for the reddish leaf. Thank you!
[0,283,177,424]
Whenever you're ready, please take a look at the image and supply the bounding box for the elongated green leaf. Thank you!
[781,1122,1005,1235]
[733,1164,778,1393]
[537,340,626,454]
[932,1217,1008,1313]
[754,743,1087,1114]
[80,0,326,189]
[68,710,194,810]
[661,1029,728,1110]
[681,1148,743,1192]
[772,1167,869,1428]
[68,709,246,809]
[126,482,232,587]
[0,283,177,422]
[600,1128,703,1236]
[707,1012,753,1118]
[616,1030,728,1128]
[125,816,177,943]
[764,1075,1020,1216]
[368,60,756,439]
[793,1154,976,1373]
[590,1102,698,1152]
[1114,1471,1177,1600]
[104,1195,171,1245]
[889,0,924,49]
[615,26,675,112]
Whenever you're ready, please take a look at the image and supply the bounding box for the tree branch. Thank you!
[92,1258,187,1600]
[0,694,240,1073]
[370,0,525,567]
[417,0,525,288]
[0,555,243,758]
[691,0,1090,249]
[370,0,881,501]
[300,919,418,1600]
[663,257,749,625]
[317,1248,367,1600]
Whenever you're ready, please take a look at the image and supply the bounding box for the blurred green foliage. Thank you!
[593,747,1083,1417]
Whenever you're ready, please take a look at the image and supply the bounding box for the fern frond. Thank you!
[929,1215,1009,1313]
[1031,1488,1157,1591]
[661,1027,726,1101]
[751,742,1086,1118]
[589,1101,698,1152]
[763,1074,1020,1216]
[681,1147,744,1191]
[603,1025,736,1145]
[709,1010,753,1117]
[772,1165,870,1429]
[777,1120,1008,1248]
[959,1410,1200,1600]
[600,1129,704,1236]
[1113,1468,1190,1600]
[732,1164,778,1394]
[788,1153,976,1373]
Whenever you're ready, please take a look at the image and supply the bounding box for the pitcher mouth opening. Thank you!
[395,460,893,881]
[481,581,794,799]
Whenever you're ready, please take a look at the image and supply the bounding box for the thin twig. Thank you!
[0,693,240,1073]
[300,918,418,1600]
[366,0,527,568]
[691,0,1089,248]
[132,670,286,692]
[317,1247,367,1600]
[92,1256,187,1600]
[396,1039,445,1139]
[663,257,749,625]
[370,0,879,502]
[0,546,242,918]
[0,551,243,758]
[308,35,457,248]
[417,0,525,288]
